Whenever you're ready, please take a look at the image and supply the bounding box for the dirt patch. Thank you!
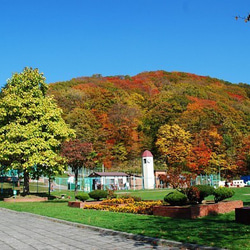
[4,196,48,202]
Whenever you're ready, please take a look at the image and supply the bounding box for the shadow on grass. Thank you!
[96,211,250,249]
[45,200,69,203]
[131,213,250,248]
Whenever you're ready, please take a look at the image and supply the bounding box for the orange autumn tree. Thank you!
[187,136,212,174]
[237,135,250,175]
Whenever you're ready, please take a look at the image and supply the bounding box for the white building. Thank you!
[142,150,155,189]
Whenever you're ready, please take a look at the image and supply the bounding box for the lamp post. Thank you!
[11,169,17,198]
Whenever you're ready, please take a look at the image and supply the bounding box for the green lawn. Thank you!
[0,187,249,249]
[116,188,173,200]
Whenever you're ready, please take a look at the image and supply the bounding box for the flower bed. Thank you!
[83,197,163,215]
[153,200,243,219]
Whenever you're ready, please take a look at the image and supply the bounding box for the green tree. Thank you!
[0,67,74,195]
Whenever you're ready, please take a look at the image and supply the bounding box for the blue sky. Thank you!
[0,0,250,88]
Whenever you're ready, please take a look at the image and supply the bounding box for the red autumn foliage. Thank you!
[187,140,212,174]
[187,96,217,111]
[61,139,93,193]
[227,92,245,101]
[61,139,93,169]
[158,167,196,189]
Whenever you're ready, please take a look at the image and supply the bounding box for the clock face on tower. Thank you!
[147,158,151,163]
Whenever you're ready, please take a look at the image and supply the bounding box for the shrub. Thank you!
[181,186,200,204]
[107,189,117,199]
[164,191,187,206]
[75,193,89,202]
[195,185,215,204]
[88,190,108,201]
[213,187,235,203]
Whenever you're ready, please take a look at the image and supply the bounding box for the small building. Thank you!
[154,170,167,188]
[127,174,143,190]
[88,172,128,191]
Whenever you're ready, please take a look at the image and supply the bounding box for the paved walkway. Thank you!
[0,209,219,250]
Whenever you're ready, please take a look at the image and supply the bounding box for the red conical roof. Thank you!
[142,150,153,157]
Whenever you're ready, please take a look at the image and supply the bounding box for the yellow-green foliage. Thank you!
[0,67,75,175]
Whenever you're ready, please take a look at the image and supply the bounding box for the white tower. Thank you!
[142,150,155,189]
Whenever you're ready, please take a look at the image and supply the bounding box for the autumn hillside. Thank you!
[48,71,250,176]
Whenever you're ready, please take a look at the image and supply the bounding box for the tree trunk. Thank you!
[23,169,30,195]
[74,169,78,195]
[48,177,51,197]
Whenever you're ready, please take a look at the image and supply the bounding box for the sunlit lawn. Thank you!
[116,188,173,200]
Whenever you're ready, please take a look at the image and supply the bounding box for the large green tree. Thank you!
[0,67,74,194]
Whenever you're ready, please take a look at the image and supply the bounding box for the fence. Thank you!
[38,174,221,193]
[195,174,221,187]
[52,176,144,192]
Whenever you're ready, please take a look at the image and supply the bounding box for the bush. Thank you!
[88,190,108,201]
[181,186,200,204]
[213,187,235,203]
[75,193,89,202]
[164,191,187,206]
[107,189,117,199]
[195,185,215,204]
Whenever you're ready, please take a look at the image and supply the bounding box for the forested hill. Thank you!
[48,71,250,175]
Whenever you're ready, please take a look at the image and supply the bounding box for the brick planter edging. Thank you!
[153,200,243,219]
[68,201,102,208]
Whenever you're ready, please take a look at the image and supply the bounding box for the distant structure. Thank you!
[142,150,155,189]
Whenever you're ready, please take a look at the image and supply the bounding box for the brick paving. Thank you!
[0,208,221,250]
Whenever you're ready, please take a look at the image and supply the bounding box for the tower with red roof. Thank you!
[142,150,155,189]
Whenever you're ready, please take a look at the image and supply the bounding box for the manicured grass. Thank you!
[0,187,249,249]
[116,188,173,200]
